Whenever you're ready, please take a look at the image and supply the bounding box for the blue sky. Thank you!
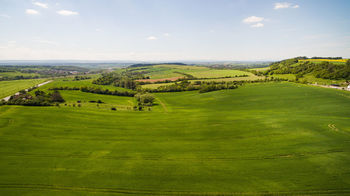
[0,0,349,61]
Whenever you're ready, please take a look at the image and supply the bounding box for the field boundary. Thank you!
[0,183,350,195]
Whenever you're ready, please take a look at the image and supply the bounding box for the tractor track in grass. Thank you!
[0,183,350,195]
[155,97,168,112]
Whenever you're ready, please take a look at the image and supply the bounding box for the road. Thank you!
[2,80,53,101]
[310,84,350,91]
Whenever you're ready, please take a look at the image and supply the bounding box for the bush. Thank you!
[135,93,155,106]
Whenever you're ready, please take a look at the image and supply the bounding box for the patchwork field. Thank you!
[0,79,48,99]
[0,82,350,195]
[131,64,255,80]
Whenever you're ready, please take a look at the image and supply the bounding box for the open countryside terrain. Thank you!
[0,79,48,99]
[1,80,350,195]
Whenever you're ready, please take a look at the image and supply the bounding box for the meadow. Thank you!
[0,79,48,99]
[0,82,350,195]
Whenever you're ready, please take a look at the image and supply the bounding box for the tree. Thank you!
[50,91,65,102]
[135,93,155,106]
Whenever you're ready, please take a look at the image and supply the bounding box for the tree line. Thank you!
[1,90,64,106]
[49,86,136,97]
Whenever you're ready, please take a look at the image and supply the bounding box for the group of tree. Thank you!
[2,90,64,106]
[135,93,155,106]
[92,72,145,90]
[143,80,240,93]
[49,86,136,97]
[73,76,91,81]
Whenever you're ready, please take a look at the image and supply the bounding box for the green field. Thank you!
[140,75,263,89]
[1,82,350,195]
[0,79,48,99]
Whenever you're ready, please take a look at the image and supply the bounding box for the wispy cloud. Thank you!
[242,16,264,24]
[35,39,59,46]
[243,16,265,28]
[26,9,39,15]
[33,2,48,9]
[0,14,10,18]
[163,33,170,37]
[251,23,264,28]
[57,10,79,16]
[147,36,157,40]
[274,2,299,10]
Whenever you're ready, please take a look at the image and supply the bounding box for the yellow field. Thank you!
[298,59,347,63]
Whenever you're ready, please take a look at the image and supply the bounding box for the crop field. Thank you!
[0,79,48,99]
[0,82,350,195]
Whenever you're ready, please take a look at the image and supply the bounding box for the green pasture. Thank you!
[140,75,264,89]
[0,82,350,195]
[0,79,48,99]
[0,71,40,79]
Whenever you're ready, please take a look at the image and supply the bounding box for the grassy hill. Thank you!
[252,58,350,85]
[0,79,48,99]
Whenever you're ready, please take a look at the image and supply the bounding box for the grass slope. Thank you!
[0,82,349,195]
[0,79,48,99]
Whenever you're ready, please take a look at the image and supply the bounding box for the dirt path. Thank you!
[311,84,350,91]
[2,80,53,101]
[155,97,168,112]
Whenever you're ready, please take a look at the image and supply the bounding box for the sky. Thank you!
[0,0,349,61]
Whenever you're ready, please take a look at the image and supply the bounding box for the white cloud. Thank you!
[147,36,157,40]
[0,14,10,18]
[57,10,79,16]
[96,28,102,32]
[163,33,170,37]
[251,23,264,28]
[33,2,48,9]
[274,2,299,9]
[242,16,264,24]
[26,9,39,15]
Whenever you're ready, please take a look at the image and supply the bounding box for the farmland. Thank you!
[130,64,255,80]
[0,81,350,195]
[0,62,350,195]
[0,79,48,99]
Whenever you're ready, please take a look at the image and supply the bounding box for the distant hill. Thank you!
[128,63,187,68]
